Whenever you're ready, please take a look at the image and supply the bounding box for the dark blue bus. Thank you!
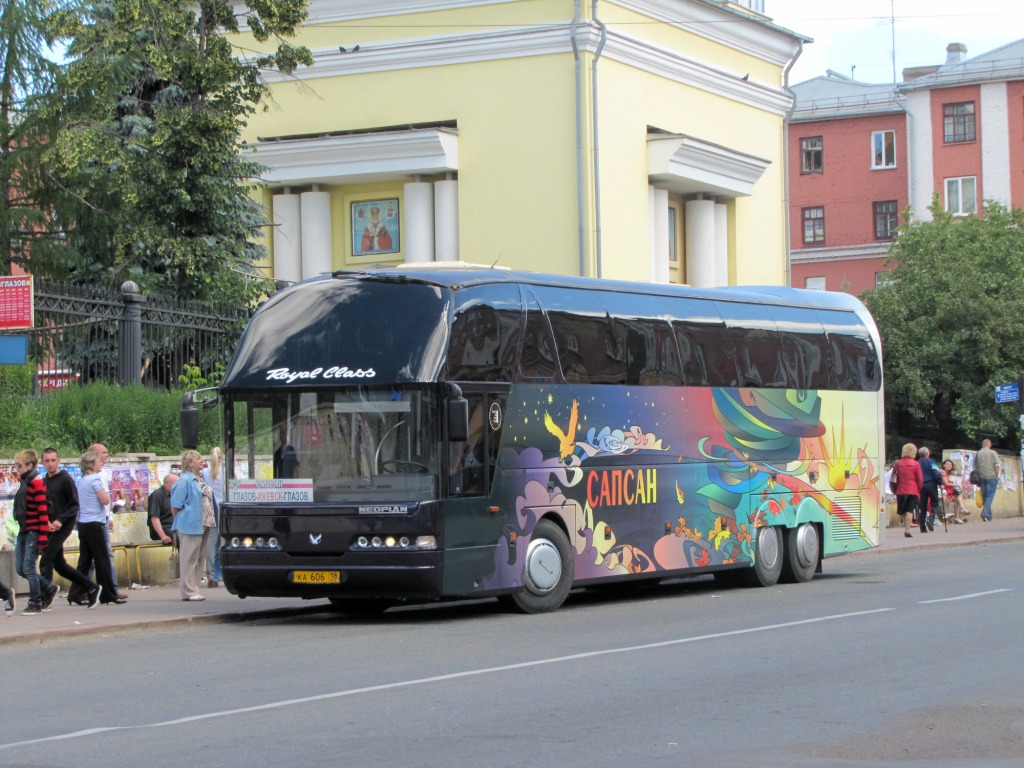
[183,264,884,613]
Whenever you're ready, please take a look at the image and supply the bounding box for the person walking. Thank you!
[88,442,124,598]
[200,448,224,587]
[975,439,1001,522]
[40,447,100,606]
[1,572,14,616]
[74,449,121,606]
[171,449,211,601]
[916,447,943,533]
[12,449,55,615]
[893,443,923,538]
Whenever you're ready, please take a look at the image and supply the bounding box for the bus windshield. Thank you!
[225,386,442,503]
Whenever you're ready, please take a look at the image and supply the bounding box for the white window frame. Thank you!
[804,276,826,291]
[871,130,896,169]
[945,177,977,216]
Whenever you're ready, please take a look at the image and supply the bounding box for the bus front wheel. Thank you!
[781,523,819,583]
[503,520,573,614]
[741,525,783,587]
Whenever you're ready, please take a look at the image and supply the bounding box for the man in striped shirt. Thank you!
[13,449,56,615]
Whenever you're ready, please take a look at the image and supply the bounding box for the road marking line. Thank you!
[918,588,1012,604]
[0,607,893,751]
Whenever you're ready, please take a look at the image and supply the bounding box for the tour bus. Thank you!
[182,264,884,614]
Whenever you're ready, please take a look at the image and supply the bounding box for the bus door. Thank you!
[443,387,509,595]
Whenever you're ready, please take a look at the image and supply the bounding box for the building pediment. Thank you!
[647,133,770,197]
[246,127,459,186]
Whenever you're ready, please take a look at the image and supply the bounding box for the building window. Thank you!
[876,271,894,289]
[805,276,826,291]
[871,130,896,169]
[802,207,825,244]
[945,177,977,215]
[801,137,823,173]
[943,102,976,143]
[873,200,899,239]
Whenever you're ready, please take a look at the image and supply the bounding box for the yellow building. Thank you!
[240,0,806,286]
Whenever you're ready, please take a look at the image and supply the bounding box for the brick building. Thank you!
[787,39,1024,296]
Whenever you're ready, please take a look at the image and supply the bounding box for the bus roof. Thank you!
[318,262,868,313]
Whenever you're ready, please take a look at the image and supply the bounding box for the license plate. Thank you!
[291,570,341,584]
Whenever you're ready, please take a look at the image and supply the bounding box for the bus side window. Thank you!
[721,303,785,389]
[446,286,522,382]
[673,322,737,387]
[519,290,558,381]
[770,307,830,391]
[816,309,882,391]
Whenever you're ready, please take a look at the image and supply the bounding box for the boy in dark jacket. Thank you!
[41,447,100,607]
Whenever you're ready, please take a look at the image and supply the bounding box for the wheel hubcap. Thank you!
[794,524,819,569]
[759,527,780,570]
[524,539,562,595]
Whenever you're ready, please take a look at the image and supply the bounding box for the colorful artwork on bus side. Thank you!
[487,386,881,589]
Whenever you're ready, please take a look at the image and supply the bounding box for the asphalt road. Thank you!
[1,541,1022,768]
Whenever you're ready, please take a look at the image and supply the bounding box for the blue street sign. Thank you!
[995,383,1020,404]
[0,335,28,365]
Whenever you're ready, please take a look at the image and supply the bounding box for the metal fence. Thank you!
[25,279,249,393]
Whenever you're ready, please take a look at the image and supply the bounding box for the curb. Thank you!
[851,531,1024,558]
[0,602,329,649]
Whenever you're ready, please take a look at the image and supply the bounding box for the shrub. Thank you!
[0,382,221,456]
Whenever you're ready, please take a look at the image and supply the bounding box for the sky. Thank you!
[763,0,1024,85]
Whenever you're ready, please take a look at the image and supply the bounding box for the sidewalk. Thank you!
[3,516,1022,647]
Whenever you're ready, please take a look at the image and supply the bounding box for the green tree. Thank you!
[35,0,312,305]
[0,0,64,271]
[865,198,1024,447]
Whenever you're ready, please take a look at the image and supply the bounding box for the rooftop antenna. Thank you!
[890,0,897,84]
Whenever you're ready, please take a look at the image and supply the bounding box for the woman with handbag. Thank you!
[170,449,212,601]
[892,443,923,538]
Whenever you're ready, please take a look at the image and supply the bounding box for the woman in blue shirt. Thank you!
[74,450,122,606]
[171,449,210,601]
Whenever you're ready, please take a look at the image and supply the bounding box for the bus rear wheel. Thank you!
[740,525,783,587]
[781,523,819,583]
[502,520,573,614]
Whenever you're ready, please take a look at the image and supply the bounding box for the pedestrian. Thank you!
[171,449,211,601]
[88,442,124,599]
[892,443,923,538]
[0,572,13,616]
[148,474,178,545]
[74,449,123,605]
[939,458,968,524]
[916,446,942,533]
[200,447,224,588]
[40,447,101,607]
[13,449,56,614]
[975,439,1001,522]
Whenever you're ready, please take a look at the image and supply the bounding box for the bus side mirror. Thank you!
[181,391,199,450]
[448,395,469,442]
[180,387,219,450]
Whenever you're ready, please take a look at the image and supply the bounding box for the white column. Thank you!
[434,179,460,261]
[403,181,434,263]
[272,192,301,283]
[685,199,716,288]
[651,188,669,284]
[300,187,333,278]
[714,203,728,287]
